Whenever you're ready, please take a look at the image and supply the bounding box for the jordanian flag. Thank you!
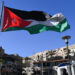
[1,6,70,34]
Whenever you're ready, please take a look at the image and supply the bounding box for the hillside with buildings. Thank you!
[22,44,75,75]
[0,44,75,75]
[30,44,75,61]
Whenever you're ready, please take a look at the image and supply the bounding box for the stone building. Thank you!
[22,57,34,75]
[28,44,75,75]
[30,44,75,62]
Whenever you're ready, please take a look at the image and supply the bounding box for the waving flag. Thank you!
[1,6,70,34]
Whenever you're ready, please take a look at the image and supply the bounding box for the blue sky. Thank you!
[0,0,75,57]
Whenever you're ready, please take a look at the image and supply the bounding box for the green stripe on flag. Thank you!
[3,19,70,34]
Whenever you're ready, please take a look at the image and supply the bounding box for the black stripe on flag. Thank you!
[6,6,52,21]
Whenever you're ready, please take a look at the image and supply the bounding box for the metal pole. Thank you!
[62,35,72,75]
[0,2,4,75]
[62,35,71,63]
[0,1,4,31]
[41,54,43,75]
[66,39,72,75]
[66,40,70,62]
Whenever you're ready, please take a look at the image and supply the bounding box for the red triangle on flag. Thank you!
[2,7,32,31]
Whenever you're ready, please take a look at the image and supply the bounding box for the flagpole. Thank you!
[0,1,4,75]
[0,1,4,32]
